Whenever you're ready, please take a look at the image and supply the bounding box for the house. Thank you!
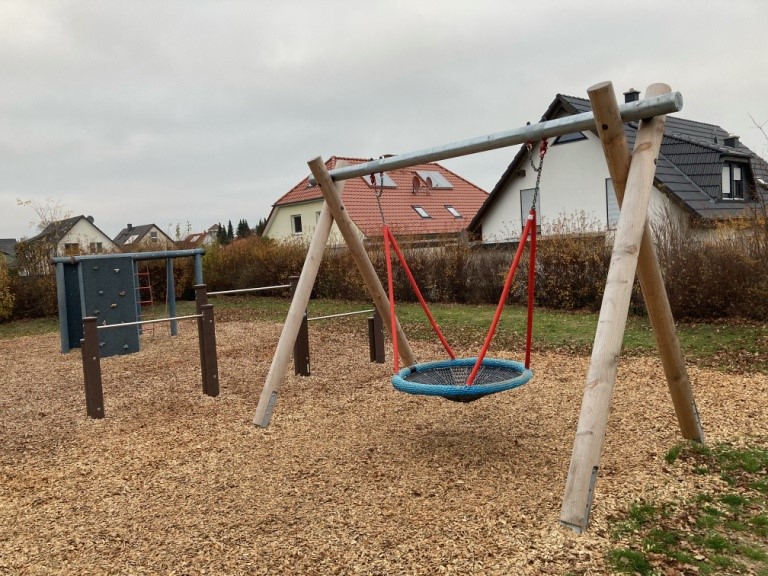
[263,157,489,245]
[0,239,16,267]
[469,89,768,244]
[180,224,219,248]
[24,215,118,257]
[113,223,176,251]
[18,215,118,274]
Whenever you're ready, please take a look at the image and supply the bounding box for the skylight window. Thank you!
[124,234,139,244]
[416,170,453,189]
[412,206,431,218]
[364,173,397,188]
[445,205,462,218]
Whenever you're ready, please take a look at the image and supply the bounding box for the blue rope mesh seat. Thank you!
[392,357,532,403]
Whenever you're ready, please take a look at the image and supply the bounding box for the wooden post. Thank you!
[560,83,671,533]
[81,317,105,419]
[199,303,219,397]
[308,156,417,367]
[294,312,310,376]
[195,284,209,390]
[587,81,704,442]
[369,307,385,364]
[252,200,336,427]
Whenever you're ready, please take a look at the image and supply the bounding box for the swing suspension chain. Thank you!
[526,138,548,211]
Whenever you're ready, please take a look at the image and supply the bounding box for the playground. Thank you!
[1,317,766,575]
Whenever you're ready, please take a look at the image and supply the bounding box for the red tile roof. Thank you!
[273,157,488,237]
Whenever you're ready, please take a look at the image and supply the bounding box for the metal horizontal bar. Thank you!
[308,91,683,185]
[52,248,205,264]
[208,284,291,296]
[95,313,202,330]
[307,309,374,322]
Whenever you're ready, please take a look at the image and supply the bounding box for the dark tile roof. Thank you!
[470,93,768,231]
[273,157,488,238]
[0,238,16,259]
[27,215,87,244]
[113,224,158,246]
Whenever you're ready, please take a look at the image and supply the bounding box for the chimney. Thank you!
[127,223,133,230]
[724,134,740,148]
[623,88,640,103]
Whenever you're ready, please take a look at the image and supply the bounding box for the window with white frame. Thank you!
[606,179,620,229]
[150,230,159,242]
[412,206,431,218]
[445,205,462,218]
[89,242,103,253]
[722,162,746,200]
[291,214,303,234]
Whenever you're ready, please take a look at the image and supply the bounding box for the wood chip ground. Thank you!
[1,319,766,575]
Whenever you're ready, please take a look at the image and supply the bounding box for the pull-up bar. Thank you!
[308,92,683,185]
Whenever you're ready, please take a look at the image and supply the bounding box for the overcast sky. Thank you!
[2,1,767,241]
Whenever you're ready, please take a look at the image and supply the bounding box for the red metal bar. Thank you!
[466,216,533,385]
[385,228,455,360]
[525,210,537,369]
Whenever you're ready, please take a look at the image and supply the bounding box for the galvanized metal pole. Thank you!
[308,92,683,185]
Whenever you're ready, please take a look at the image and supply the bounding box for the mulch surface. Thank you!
[1,319,766,575]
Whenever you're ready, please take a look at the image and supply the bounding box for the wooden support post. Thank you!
[560,83,671,533]
[195,284,209,391]
[587,81,704,443]
[308,156,417,368]
[199,303,219,397]
[294,312,310,376]
[369,307,385,364]
[81,316,105,419]
[252,200,336,427]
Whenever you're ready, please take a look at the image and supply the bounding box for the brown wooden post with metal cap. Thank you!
[560,83,693,533]
[199,302,219,397]
[81,316,105,419]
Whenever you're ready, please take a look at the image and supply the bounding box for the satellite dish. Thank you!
[412,175,421,194]
[425,176,433,189]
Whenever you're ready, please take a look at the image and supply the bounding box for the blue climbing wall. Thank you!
[79,257,140,357]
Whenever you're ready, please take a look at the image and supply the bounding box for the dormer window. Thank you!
[722,162,746,200]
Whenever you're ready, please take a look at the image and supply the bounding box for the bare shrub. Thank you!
[0,258,14,321]
[534,213,610,311]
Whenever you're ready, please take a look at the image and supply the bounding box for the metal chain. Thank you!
[525,139,548,212]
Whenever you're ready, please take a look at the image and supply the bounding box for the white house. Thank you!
[469,90,768,244]
[26,215,118,256]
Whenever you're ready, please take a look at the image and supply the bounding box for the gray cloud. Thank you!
[2,1,767,239]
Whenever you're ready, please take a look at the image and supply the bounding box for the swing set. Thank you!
[252,81,705,533]
[381,139,546,402]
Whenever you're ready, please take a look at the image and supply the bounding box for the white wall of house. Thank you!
[264,200,362,245]
[57,219,118,255]
[480,132,689,243]
[138,225,175,249]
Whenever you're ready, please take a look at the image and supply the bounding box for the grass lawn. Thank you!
[2,296,766,373]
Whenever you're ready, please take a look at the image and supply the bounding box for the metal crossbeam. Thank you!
[96,313,202,330]
[308,91,683,185]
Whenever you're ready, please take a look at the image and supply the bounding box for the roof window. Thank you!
[124,234,139,245]
[445,205,462,218]
[554,132,587,144]
[412,206,431,218]
[416,170,453,189]
[364,173,397,188]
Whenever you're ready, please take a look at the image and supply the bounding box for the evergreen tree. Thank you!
[236,219,251,239]
[227,220,234,241]
[255,217,268,237]
[216,222,227,244]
